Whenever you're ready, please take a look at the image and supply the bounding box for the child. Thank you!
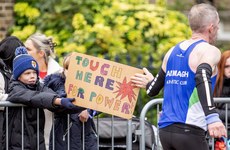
[3,47,80,150]
[44,53,98,150]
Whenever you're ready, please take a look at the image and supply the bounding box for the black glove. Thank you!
[60,98,75,109]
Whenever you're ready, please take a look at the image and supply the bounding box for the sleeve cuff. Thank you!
[206,113,222,124]
[87,109,97,118]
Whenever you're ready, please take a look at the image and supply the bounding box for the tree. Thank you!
[10,0,191,118]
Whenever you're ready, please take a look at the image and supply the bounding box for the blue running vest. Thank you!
[159,40,216,131]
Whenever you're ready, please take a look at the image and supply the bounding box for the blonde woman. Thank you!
[25,33,62,81]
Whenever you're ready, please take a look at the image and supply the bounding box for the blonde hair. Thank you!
[27,33,57,65]
[62,53,73,77]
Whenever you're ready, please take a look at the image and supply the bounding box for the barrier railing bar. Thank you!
[67,114,70,150]
[156,103,160,149]
[52,113,55,150]
[139,97,230,150]
[82,122,85,150]
[21,107,24,149]
[139,98,163,150]
[0,101,25,107]
[37,108,39,150]
[0,101,150,150]
[96,115,99,150]
[126,119,132,150]
[1,97,230,150]
[111,115,114,150]
[6,107,8,150]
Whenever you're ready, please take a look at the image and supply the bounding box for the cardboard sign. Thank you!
[65,52,143,119]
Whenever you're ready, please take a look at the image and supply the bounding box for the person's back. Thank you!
[132,3,226,150]
[159,40,216,129]
[159,35,221,121]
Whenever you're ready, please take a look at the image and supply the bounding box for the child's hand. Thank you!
[60,98,75,109]
[78,110,89,122]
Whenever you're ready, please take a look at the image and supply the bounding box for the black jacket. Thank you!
[2,79,59,150]
[0,59,11,93]
[216,78,230,122]
[44,73,97,150]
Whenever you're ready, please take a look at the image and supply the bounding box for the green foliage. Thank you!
[10,0,191,122]
[70,2,191,70]
[10,2,39,41]
[10,0,191,70]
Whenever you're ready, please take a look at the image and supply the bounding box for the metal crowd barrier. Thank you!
[1,97,229,150]
[139,97,230,150]
[0,101,133,150]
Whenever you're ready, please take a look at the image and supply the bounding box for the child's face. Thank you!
[64,69,68,77]
[18,69,37,85]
